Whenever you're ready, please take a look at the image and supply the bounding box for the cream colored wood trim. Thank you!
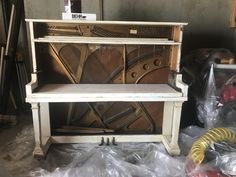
[26,84,187,103]
[34,36,180,45]
[33,137,52,158]
[31,103,41,147]
[162,135,180,155]
[52,135,163,143]
[29,22,37,73]
[175,74,188,97]
[162,102,174,136]
[25,74,38,96]
[25,19,188,26]
[39,103,51,145]
[170,102,183,147]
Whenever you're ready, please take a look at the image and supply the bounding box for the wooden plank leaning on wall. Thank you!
[230,0,236,27]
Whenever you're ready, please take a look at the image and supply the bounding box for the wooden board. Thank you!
[26,84,186,102]
[34,36,180,45]
[26,19,188,26]
[230,0,236,27]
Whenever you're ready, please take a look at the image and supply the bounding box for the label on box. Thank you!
[62,13,96,20]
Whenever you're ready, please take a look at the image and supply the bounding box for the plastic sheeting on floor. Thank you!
[2,125,236,177]
[0,126,186,177]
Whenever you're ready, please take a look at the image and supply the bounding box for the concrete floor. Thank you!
[0,111,34,177]
[0,112,32,145]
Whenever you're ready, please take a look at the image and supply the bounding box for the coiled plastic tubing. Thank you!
[190,128,236,165]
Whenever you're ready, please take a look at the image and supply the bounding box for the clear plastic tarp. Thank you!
[1,124,236,177]
[0,126,186,177]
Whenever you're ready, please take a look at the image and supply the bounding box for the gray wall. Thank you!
[83,0,236,54]
[23,0,236,54]
[24,0,64,19]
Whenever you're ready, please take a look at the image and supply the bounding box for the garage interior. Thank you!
[0,0,236,177]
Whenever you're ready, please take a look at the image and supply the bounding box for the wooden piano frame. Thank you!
[25,19,188,158]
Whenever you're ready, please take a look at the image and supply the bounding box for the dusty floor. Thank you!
[0,112,33,177]
[0,112,32,144]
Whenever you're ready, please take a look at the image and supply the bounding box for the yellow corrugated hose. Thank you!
[190,128,236,165]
